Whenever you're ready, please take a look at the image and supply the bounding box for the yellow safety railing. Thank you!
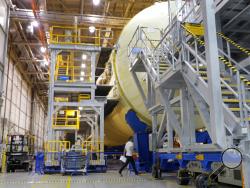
[44,140,71,153]
[55,65,93,83]
[81,141,104,154]
[78,94,91,101]
[1,151,6,173]
[54,97,68,102]
[55,52,94,83]
[50,26,101,46]
[53,110,80,130]
[81,141,105,165]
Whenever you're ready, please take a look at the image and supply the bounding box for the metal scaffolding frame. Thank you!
[47,40,106,162]
[128,0,250,186]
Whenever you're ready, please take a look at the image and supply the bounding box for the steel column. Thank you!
[100,105,104,160]
[180,88,194,148]
[47,50,57,140]
[201,0,226,148]
[152,113,158,152]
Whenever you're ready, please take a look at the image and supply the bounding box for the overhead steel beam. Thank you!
[80,0,84,14]
[11,42,44,46]
[56,0,67,10]
[223,5,250,29]
[124,0,135,18]
[10,9,130,29]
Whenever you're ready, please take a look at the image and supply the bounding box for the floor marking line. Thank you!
[66,176,71,188]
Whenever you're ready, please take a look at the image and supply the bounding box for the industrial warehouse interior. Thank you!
[0,0,249,187]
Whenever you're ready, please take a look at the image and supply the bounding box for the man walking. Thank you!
[119,137,139,176]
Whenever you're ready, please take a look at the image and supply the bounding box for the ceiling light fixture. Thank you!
[81,71,85,76]
[40,46,46,53]
[89,26,96,33]
[43,58,49,66]
[27,25,34,34]
[31,20,39,27]
[93,0,100,6]
[79,107,83,110]
[81,64,86,68]
[82,54,87,60]
[80,77,84,81]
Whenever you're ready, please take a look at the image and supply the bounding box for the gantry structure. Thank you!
[128,0,250,186]
[47,25,110,165]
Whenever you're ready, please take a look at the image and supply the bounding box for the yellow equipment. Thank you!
[54,97,68,102]
[184,23,204,36]
[78,94,91,101]
[55,53,93,83]
[44,140,71,153]
[53,110,80,130]
[50,26,101,46]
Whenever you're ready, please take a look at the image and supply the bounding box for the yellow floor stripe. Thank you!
[66,176,71,188]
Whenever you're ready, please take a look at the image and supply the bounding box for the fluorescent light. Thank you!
[82,54,87,60]
[81,71,85,76]
[93,0,100,6]
[43,58,49,66]
[89,26,96,33]
[80,77,84,81]
[40,46,46,53]
[27,25,34,34]
[81,64,86,68]
[31,20,39,27]
[79,107,83,110]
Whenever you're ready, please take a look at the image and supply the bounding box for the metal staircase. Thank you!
[55,54,69,81]
[131,29,250,136]
[128,0,250,186]
[128,0,250,142]
[181,24,250,129]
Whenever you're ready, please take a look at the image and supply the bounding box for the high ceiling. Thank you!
[8,0,156,105]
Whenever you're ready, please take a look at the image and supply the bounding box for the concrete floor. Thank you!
[0,171,237,188]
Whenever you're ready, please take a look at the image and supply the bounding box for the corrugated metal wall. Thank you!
[0,1,47,150]
[0,58,47,151]
[0,0,8,63]
[33,95,48,150]
[0,0,9,144]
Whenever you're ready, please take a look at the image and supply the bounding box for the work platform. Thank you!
[128,0,250,187]
[46,25,112,169]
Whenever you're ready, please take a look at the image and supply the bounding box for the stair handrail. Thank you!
[182,39,250,126]
[181,32,241,98]
[181,24,250,125]
[158,39,180,70]
[218,49,250,75]
[128,26,141,63]
[152,1,201,71]
[217,32,250,56]
[159,0,201,49]
[128,26,162,81]
[140,28,162,81]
